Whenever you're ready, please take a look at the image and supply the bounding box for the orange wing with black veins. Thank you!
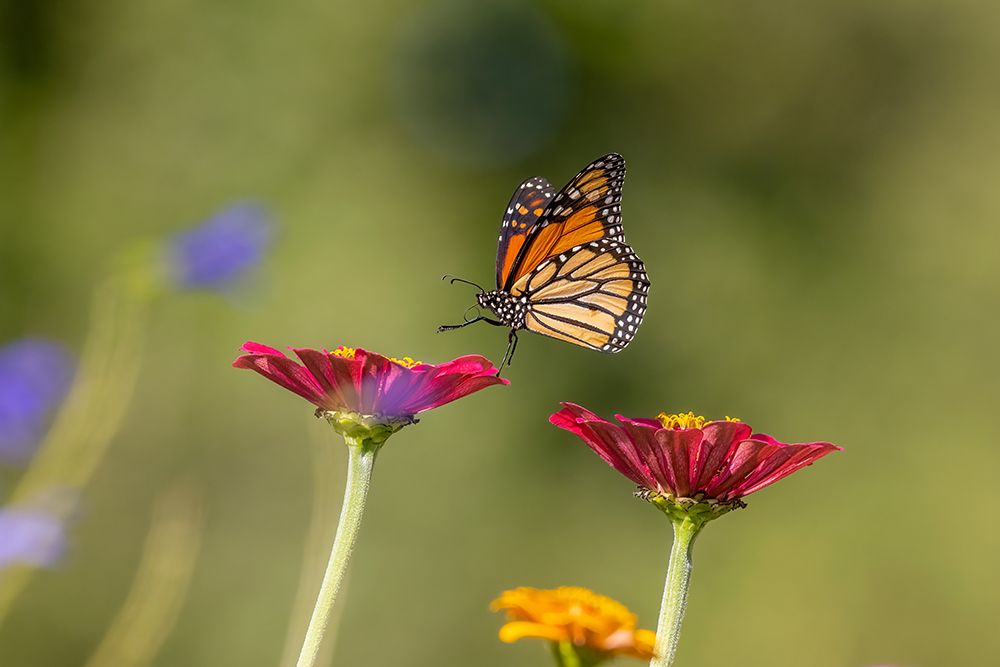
[502,153,626,291]
[495,176,556,289]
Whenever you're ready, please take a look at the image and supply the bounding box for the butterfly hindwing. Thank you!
[503,153,626,290]
[517,238,649,353]
[496,176,556,289]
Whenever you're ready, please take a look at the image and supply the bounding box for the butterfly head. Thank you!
[476,290,524,328]
[475,290,497,312]
[441,275,514,330]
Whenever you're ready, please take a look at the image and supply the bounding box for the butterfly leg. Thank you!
[496,329,518,376]
[507,329,519,366]
[437,316,503,333]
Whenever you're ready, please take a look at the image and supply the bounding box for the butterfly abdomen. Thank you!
[477,290,526,329]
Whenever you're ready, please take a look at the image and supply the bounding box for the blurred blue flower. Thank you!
[0,339,75,463]
[167,202,272,290]
[0,506,66,569]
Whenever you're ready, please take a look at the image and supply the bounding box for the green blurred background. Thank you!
[2,0,998,665]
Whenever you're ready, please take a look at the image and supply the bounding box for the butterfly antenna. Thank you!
[441,274,486,293]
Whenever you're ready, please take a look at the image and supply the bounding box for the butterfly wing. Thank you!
[502,153,626,291]
[515,238,650,352]
[496,176,557,289]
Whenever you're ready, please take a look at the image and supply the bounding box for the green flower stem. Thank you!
[295,438,377,667]
[649,516,701,667]
[551,641,600,667]
[280,435,343,667]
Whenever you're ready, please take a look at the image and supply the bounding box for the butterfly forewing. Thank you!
[503,153,626,291]
[517,238,649,353]
[496,176,556,289]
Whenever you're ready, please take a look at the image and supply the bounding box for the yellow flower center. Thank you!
[656,412,741,429]
[657,411,706,429]
[331,346,422,368]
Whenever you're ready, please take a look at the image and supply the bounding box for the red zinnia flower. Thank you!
[234,342,507,666]
[233,342,507,421]
[552,404,841,667]
[550,403,840,508]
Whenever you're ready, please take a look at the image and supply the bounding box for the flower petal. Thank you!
[617,416,674,494]
[551,404,658,490]
[651,427,705,498]
[0,507,67,569]
[704,438,781,500]
[351,349,400,415]
[232,343,325,406]
[239,341,284,356]
[615,415,663,429]
[692,420,753,491]
[168,203,271,290]
[628,628,657,659]
[498,621,568,644]
[391,355,506,416]
[292,348,354,412]
[376,365,425,416]
[406,373,508,415]
[431,354,500,376]
[0,338,75,463]
[733,441,841,498]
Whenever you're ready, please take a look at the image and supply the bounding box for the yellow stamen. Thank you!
[656,412,742,429]
[331,346,357,360]
[331,346,421,368]
[656,411,706,429]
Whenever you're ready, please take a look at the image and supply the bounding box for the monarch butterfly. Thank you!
[440,153,650,373]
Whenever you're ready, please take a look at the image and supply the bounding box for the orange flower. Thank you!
[492,587,655,664]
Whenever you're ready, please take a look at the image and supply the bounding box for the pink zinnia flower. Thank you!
[234,342,508,665]
[550,403,840,507]
[233,342,507,421]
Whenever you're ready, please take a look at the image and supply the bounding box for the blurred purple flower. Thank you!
[0,506,66,569]
[0,339,75,463]
[167,202,272,289]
